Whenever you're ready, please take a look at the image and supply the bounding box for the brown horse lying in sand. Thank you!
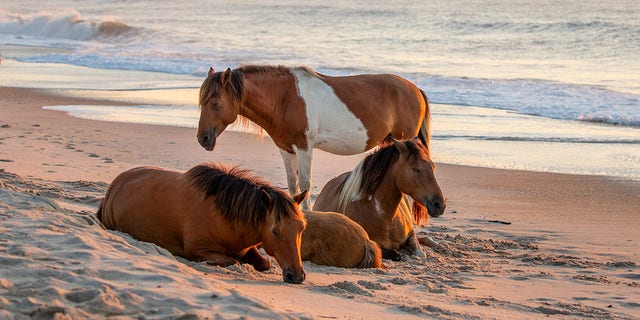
[97,163,308,284]
[301,210,382,268]
[313,138,445,260]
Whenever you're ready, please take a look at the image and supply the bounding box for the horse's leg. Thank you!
[279,149,300,197]
[200,252,240,267]
[403,231,426,258]
[418,236,446,252]
[295,148,313,210]
[240,246,271,272]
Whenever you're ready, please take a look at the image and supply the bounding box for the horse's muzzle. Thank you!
[197,131,217,151]
[283,268,305,284]
[426,198,446,217]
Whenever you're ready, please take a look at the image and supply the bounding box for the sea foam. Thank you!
[0,10,139,42]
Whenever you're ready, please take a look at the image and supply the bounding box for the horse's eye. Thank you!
[271,229,279,236]
[412,167,421,173]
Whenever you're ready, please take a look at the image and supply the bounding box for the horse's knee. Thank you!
[240,247,271,272]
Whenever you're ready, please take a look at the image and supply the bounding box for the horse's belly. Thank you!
[313,130,369,155]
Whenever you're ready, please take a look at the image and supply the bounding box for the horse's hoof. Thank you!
[382,249,402,261]
[414,248,426,258]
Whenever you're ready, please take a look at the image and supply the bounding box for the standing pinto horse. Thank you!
[197,65,431,210]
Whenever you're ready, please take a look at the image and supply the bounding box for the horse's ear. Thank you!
[381,134,397,146]
[292,190,308,205]
[261,189,273,211]
[393,139,409,155]
[221,68,232,85]
[208,67,215,76]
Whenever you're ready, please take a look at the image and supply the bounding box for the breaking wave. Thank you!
[0,10,140,42]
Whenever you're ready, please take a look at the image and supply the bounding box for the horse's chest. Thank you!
[292,70,369,155]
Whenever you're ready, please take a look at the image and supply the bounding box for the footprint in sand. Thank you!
[87,153,100,158]
[357,280,387,291]
[326,281,374,297]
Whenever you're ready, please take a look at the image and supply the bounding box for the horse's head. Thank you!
[197,67,244,151]
[392,138,446,217]
[260,190,308,284]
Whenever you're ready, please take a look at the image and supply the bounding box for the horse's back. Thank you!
[100,166,189,255]
[322,72,425,129]
[312,172,349,212]
[293,68,427,152]
[301,210,382,268]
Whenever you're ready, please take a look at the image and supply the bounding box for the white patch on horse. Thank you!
[374,198,383,216]
[291,67,369,155]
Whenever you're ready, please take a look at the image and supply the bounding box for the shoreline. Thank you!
[2,86,639,246]
[1,86,639,319]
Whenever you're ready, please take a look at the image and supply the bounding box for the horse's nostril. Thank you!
[284,271,295,283]
[283,270,305,284]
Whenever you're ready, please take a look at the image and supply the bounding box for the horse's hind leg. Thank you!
[240,246,271,272]
[382,248,402,261]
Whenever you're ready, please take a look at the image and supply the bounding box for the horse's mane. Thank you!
[336,139,427,212]
[185,163,301,226]
[199,65,315,108]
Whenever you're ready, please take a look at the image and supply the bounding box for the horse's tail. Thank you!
[418,89,431,149]
[357,239,383,268]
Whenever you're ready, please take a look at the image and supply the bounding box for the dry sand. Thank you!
[1,87,639,319]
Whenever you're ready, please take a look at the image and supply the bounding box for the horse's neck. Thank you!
[239,73,291,133]
[370,174,404,218]
[231,221,264,246]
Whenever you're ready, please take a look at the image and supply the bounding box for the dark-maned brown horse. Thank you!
[97,163,308,284]
[313,138,445,260]
[301,210,382,268]
[197,65,431,209]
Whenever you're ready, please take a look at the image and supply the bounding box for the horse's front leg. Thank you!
[295,148,313,210]
[240,246,271,272]
[279,149,300,197]
[403,231,426,258]
[199,252,240,267]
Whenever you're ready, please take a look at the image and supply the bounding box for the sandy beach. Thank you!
[1,86,639,319]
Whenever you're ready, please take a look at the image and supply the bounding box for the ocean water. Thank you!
[1,0,639,179]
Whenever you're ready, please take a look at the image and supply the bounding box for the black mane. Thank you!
[185,163,298,226]
[199,65,291,108]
